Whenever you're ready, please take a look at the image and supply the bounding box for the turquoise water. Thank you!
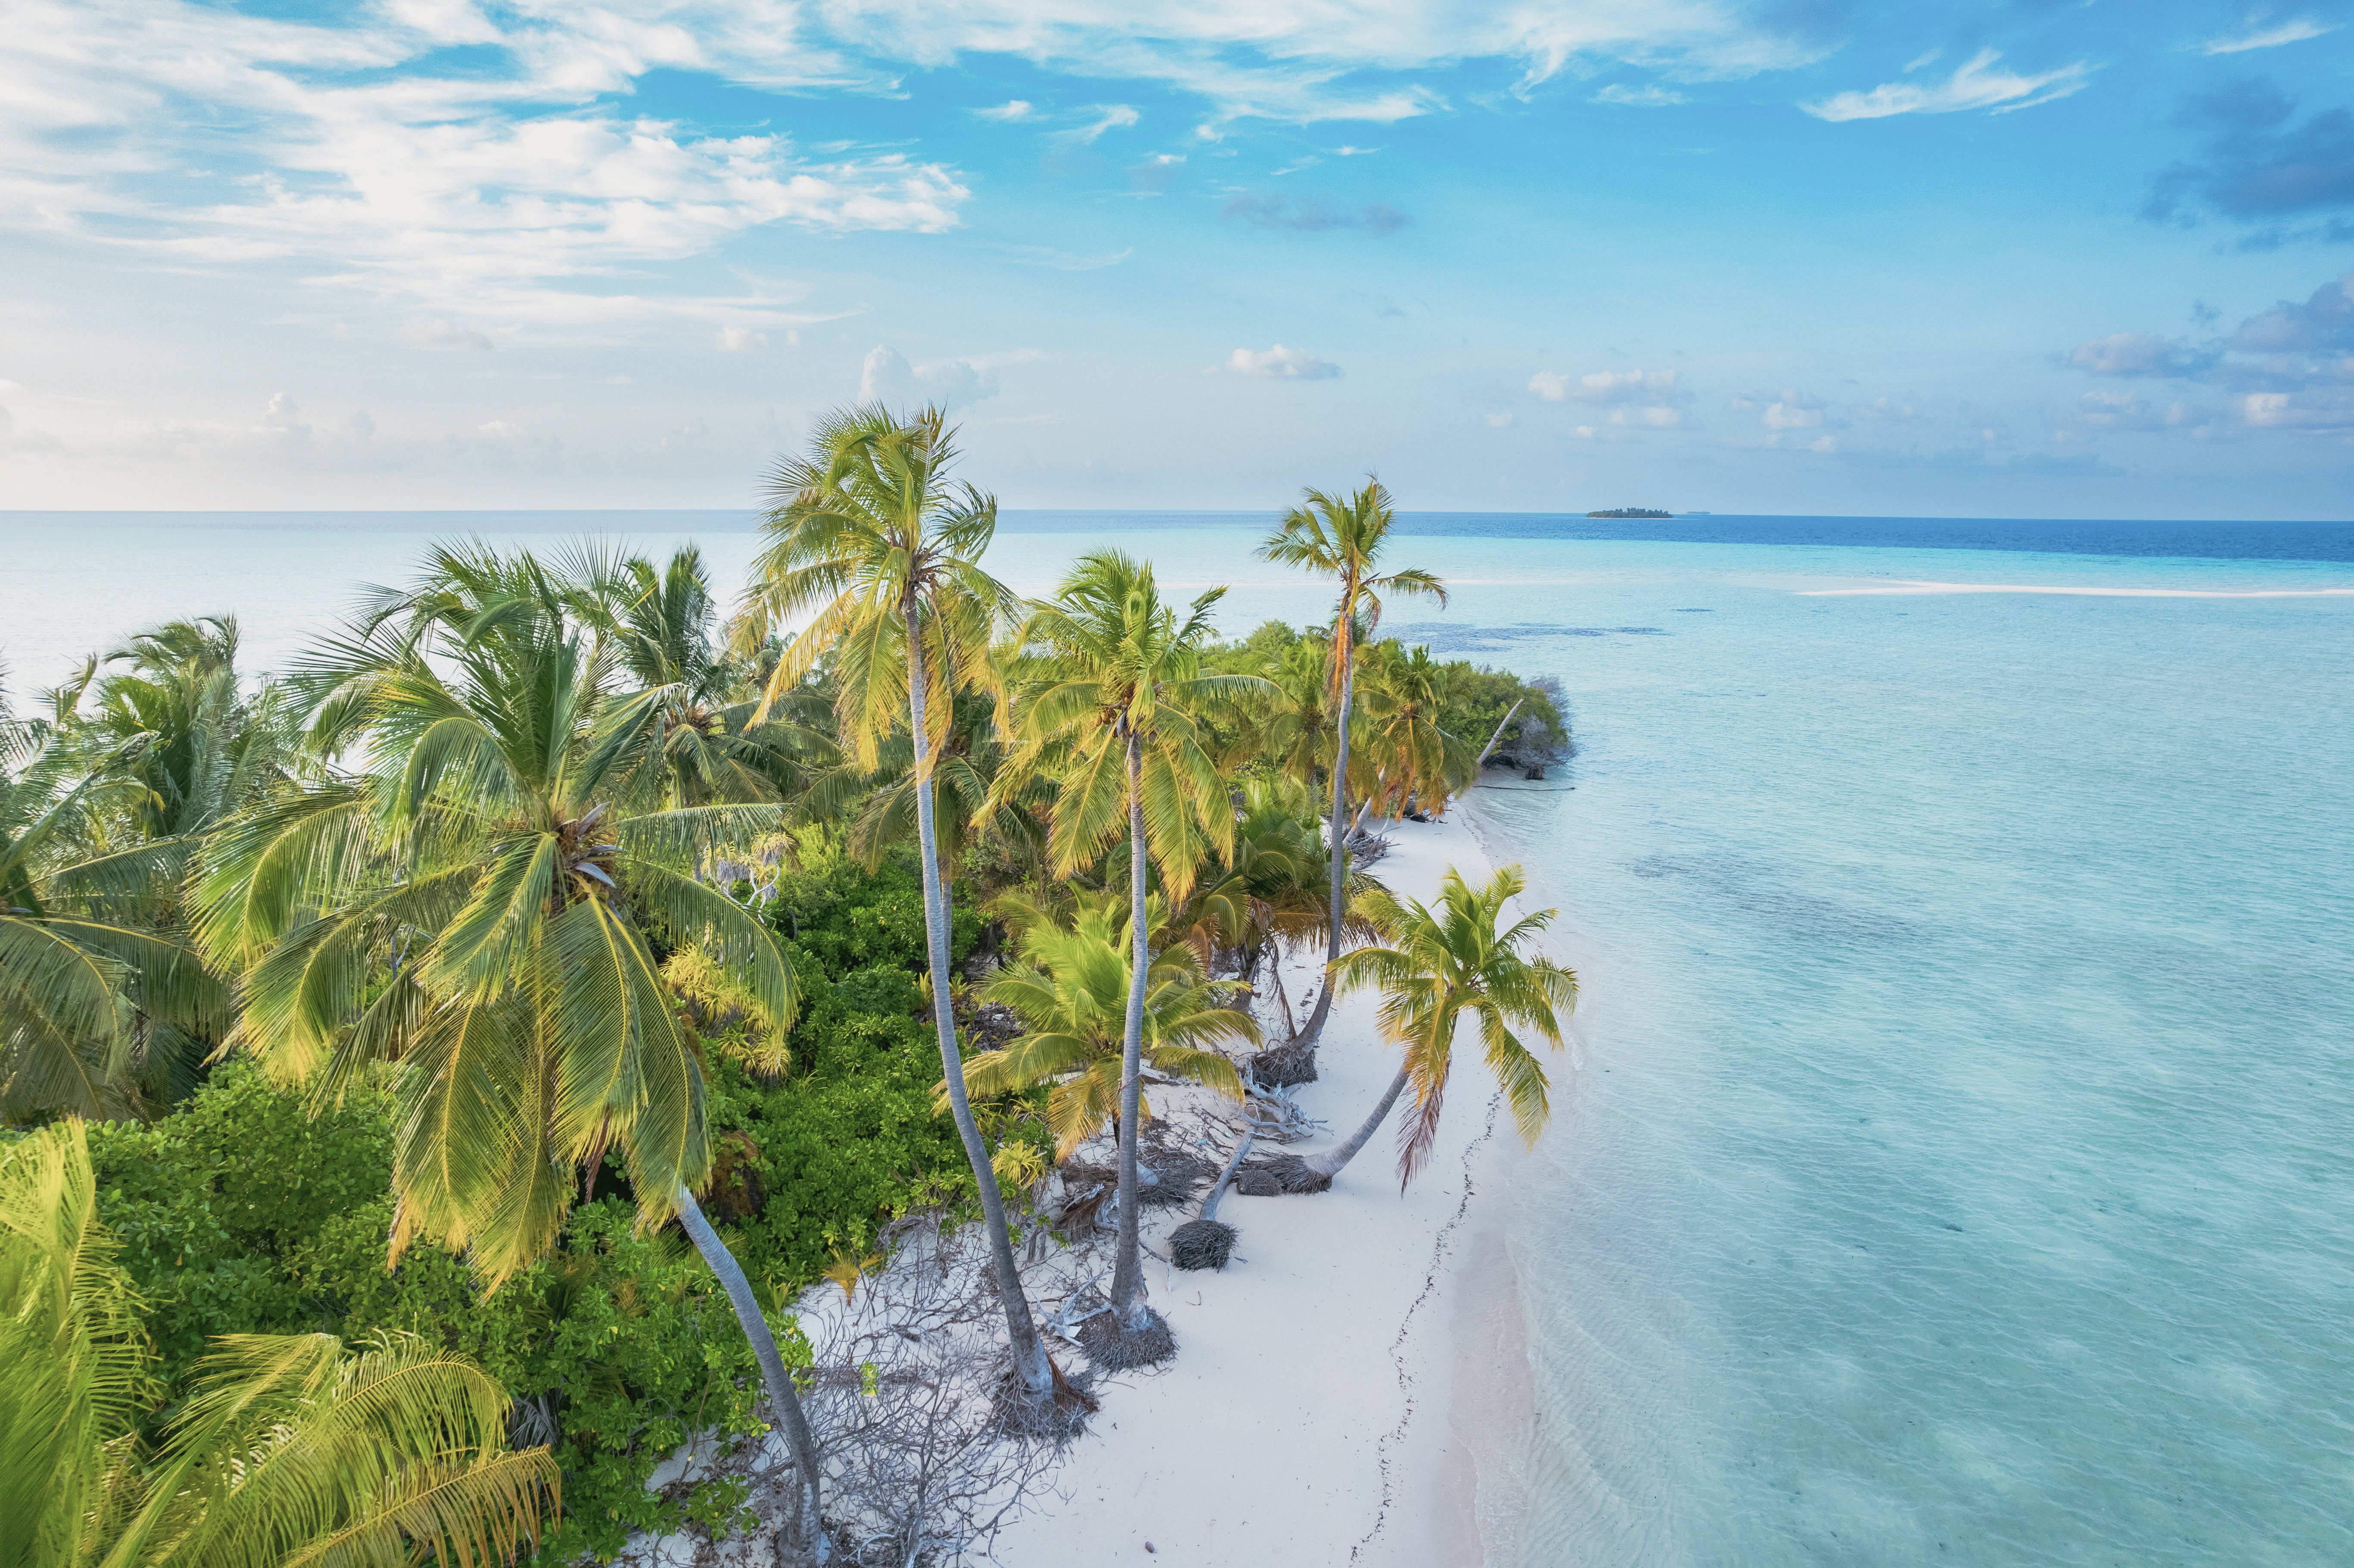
[5,515,2351,1563]
[1447,547,2354,1565]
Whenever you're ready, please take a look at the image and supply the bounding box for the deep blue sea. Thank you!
[5,510,2350,1564]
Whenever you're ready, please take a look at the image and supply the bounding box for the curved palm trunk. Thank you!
[1476,697,1526,770]
[905,605,1056,1400]
[1297,618,1354,1051]
[1303,1062,1414,1182]
[1109,733,1152,1327]
[675,1185,829,1560]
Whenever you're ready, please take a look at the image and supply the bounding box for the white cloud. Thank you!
[1052,104,1141,146]
[1732,386,1827,429]
[1529,368,1689,406]
[0,0,970,337]
[1485,412,1514,427]
[717,326,769,352]
[400,319,495,351]
[1221,344,1340,379]
[975,98,1036,120]
[2200,18,2334,54]
[1593,84,1685,106]
[859,344,1003,412]
[811,0,1823,124]
[1802,49,2092,121]
[2237,389,2354,432]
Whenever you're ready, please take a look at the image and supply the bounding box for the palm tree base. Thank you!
[1169,1217,1238,1270]
[1246,1040,1320,1087]
[1232,1153,1334,1195]
[995,1356,1100,1442]
[1077,1304,1177,1370]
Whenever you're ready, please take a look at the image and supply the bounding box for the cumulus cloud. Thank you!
[1731,387,1828,429]
[2230,268,2354,353]
[1803,49,2092,121]
[2201,18,2334,54]
[401,319,495,352]
[2068,332,2222,377]
[2065,268,2354,437]
[0,0,970,337]
[2142,78,2354,242]
[975,99,1035,121]
[1529,368,1690,407]
[1221,344,1340,379]
[859,345,1002,413]
[1222,194,1410,233]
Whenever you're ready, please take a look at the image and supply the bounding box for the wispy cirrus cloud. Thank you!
[1802,49,2093,122]
[1222,193,1410,233]
[2200,17,2334,55]
[1050,104,1141,146]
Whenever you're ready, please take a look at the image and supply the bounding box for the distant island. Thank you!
[1587,507,1673,519]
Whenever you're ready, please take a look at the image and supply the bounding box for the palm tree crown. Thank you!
[968,896,1253,1158]
[196,545,796,1282]
[1329,865,1578,1188]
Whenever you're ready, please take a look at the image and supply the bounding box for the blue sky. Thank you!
[2,0,2351,517]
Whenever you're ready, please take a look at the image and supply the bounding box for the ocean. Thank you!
[5,510,2350,1564]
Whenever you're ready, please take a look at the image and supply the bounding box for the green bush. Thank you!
[83,843,1010,1564]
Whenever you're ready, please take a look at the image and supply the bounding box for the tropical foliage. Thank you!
[0,402,1573,1562]
[0,1118,558,1568]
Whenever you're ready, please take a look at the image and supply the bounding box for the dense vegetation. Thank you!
[0,409,1572,1564]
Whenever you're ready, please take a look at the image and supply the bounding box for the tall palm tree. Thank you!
[965,896,1254,1159]
[194,547,834,1554]
[1255,482,1445,1058]
[1304,865,1577,1188]
[1000,550,1270,1340]
[1,1118,558,1568]
[740,403,1066,1406]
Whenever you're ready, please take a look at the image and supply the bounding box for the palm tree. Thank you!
[194,546,834,1554]
[965,896,1254,1158]
[1348,641,1470,830]
[1255,482,1445,1058]
[740,403,1068,1407]
[999,549,1270,1342]
[575,547,834,810]
[1303,865,1577,1188]
[2,719,227,1123]
[1,1117,558,1568]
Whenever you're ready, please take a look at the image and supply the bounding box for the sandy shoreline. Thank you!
[989,806,1556,1568]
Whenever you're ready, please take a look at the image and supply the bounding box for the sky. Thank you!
[2,0,2351,519]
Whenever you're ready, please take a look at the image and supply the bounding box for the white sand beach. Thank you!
[990,808,1558,1568]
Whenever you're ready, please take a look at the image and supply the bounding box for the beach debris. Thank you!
[1172,1105,1272,1271]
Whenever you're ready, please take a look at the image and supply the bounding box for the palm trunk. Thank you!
[1298,604,1355,1051]
[905,605,1055,1400]
[675,1185,828,1560]
[1476,697,1526,770]
[1303,1062,1414,1182]
[1109,734,1152,1327]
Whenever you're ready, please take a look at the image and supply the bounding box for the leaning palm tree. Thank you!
[195,547,834,1555]
[965,897,1253,1159]
[1,1118,558,1568]
[1256,482,1445,1058]
[1301,865,1577,1189]
[740,403,1070,1410]
[998,550,1270,1348]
